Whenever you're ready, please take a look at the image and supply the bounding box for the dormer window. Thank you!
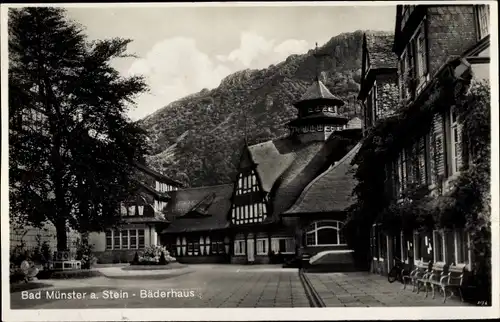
[476,5,490,40]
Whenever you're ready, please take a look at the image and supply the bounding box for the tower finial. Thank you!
[313,42,328,82]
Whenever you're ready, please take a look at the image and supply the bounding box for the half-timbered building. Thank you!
[89,164,184,263]
[227,73,362,265]
[160,184,233,263]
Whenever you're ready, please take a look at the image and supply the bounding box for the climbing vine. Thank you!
[346,64,491,302]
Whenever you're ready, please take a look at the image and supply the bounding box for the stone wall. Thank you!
[375,74,399,120]
[427,6,479,77]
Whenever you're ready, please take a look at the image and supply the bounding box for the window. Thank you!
[433,230,445,263]
[105,229,145,250]
[106,230,112,250]
[415,23,429,91]
[138,229,145,248]
[455,230,468,264]
[130,230,137,249]
[399,52,408,100]
[379,230,387,259]
[400,20,429,99]
[400,151,408,191]
[416,231,433,262]
[217,241,225,254]
[121,230,129,249]
[393,234,402,263]
[431,113,446,183]
[392,159,400,197]
[414,137,427,185]
[270,238,295,254]
[402,232,413,263]
[450,106,462,175]
[113,229,121,249]
[371,225,378,259]
[256,239,268,255]
[193,239,200,256]
[234,240,246,255]
[305,221,346,246]
[476,5,490,39]
[210,239,225,255]
[120,203,127,216]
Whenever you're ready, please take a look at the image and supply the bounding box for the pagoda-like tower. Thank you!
[287,44,349,142]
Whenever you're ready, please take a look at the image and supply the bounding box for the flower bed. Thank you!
[130,245,176,266]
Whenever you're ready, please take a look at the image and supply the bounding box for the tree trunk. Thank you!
[55,219,68,251]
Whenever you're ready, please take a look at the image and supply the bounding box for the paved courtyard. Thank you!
[10,265,470,309]
[304,272,473,307]
[10,264,309,309]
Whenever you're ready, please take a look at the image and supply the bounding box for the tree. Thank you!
[9,7,149,251]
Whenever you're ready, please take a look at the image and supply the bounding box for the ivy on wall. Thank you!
[346,63,491,302]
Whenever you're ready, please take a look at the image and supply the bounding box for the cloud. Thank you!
[126,37,231,120]
[274,39,309,56]
[224,31,276,67]
[219,31,309,69]
[125,33,310,120]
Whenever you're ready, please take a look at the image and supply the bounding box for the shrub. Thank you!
[134,245,176,265]
[132,252,139,264]
[74,238,96,269]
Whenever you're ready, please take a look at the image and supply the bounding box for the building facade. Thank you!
[145,74,363,267]
[89,165,184,263]
[362,4,490,276]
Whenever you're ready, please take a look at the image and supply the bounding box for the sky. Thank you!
[66,4,397,121]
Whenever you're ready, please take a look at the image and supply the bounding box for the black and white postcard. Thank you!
[1,2,498,321]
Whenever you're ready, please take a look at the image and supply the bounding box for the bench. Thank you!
[415,261,433,295]
[428,262,449,299]
[404,261,431,292]
[441,263,469,303]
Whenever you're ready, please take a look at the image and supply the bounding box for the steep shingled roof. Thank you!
[297,80,344,105]
[366,33,398,70]
[161,184,233,233]
[247,135,354,219]
[283,142,361,215]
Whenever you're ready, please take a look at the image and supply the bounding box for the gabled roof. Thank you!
[246,134,354,219]
[296,80,344,106]
[283,142,361,215]
[365,32,398,70]
[134,162,185,187]
[134,180,171,202]
[161,184,233,233]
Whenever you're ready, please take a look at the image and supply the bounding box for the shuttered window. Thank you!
[399,52,406,101]
[401,152,407,192]
[450,106,462,175]
[417,137,427,185]
[405,148,414,185]
[431,113,446,183]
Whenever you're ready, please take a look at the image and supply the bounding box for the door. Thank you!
[247,238,255,262]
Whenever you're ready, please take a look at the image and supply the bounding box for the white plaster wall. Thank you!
[88,232,106,252]
[472,63,490,81]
